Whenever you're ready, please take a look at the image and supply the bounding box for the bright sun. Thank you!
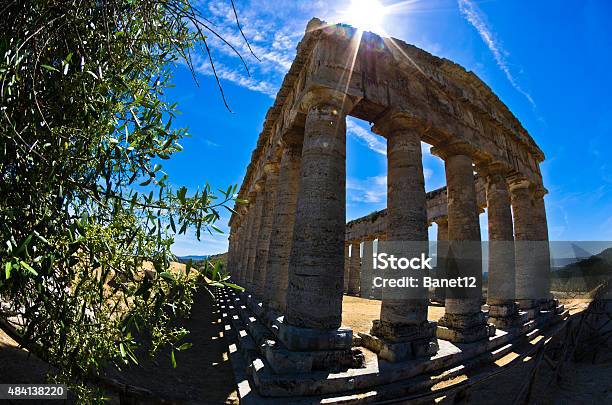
[342,0,388,33]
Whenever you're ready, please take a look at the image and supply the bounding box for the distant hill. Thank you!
[552,247,612,292]
[177,255,208,261]
[176,253,227,270]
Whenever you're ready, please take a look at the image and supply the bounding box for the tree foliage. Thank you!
[0,0,245,399]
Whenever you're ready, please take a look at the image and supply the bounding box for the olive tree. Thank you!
[0,0,247,399]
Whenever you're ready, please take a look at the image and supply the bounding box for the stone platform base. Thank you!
[490,311,529,329]
[217,286,570,403]
[436,311,496,343]
[488,302,528,329]
[237,293,364,374]
[359,332,438,362]
[361,319,439,362]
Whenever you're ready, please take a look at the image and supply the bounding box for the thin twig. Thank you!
[229,0,261,61]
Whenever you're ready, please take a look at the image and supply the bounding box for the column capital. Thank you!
[430,141,474,160]
[477,161,511,179]
[507,177,531,193]
[530,183,548,199]
[298,87,357,114]
[371,110,422,137]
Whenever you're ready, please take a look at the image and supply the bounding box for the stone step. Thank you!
[217,287,571,402]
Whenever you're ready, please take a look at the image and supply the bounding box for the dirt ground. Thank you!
[341,295,445,333]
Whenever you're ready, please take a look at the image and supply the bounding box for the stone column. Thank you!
[246,184,265,291]
[286,89,351,331]
[348,241,361,295]
[238,200,253,287]
[253,162,280,299]
[483,164,522,328]
[265,140,302,312]
[532,185,553,310]
[232,225,241,282]
[434,216,448,303]
[366,115,437,361]
[360,239,374,298]
[239,213,248,283]
[433,142,493,343]
[343,242,350,294]
[509,179,540,316]
[236,214,248,285]
[227,233,236,277]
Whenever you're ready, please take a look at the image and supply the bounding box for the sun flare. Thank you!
[342,0,388,33]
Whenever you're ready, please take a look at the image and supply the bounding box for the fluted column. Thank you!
[238,209,248,284]
[286,90,351,330]
[483,164,521,328]
[343,242,350,294]
[233,224,242,283]
[434,216,448,303]
[227,232,236,277]
[532,186,552,308]
[367,114,437,360]
[246,183,265,291]
[509,179,539,315]
[348,241,361,295]
[433,142,493,343]
[265,140,302,312]
[236,211,248,285]
[239,198,254,287]
[360,239,374,298]
[253,162,280,299]
[379,120,429,323]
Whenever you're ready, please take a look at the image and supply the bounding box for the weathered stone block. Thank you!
[488,302,519,318]
[370,319,437,343]
[359,332,438,362]
[437,311,487,330]
[436,323,495,343]
[274,317,353,351]
[489,311,528,329]
[263,341,365,374]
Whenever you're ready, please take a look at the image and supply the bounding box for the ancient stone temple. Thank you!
[222,18,566,402]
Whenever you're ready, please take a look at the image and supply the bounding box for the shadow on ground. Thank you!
[106,290,238,404]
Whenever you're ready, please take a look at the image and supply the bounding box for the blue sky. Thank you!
[161,0,612,256]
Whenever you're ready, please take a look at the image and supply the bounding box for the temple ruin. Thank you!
[222,18,567,402]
